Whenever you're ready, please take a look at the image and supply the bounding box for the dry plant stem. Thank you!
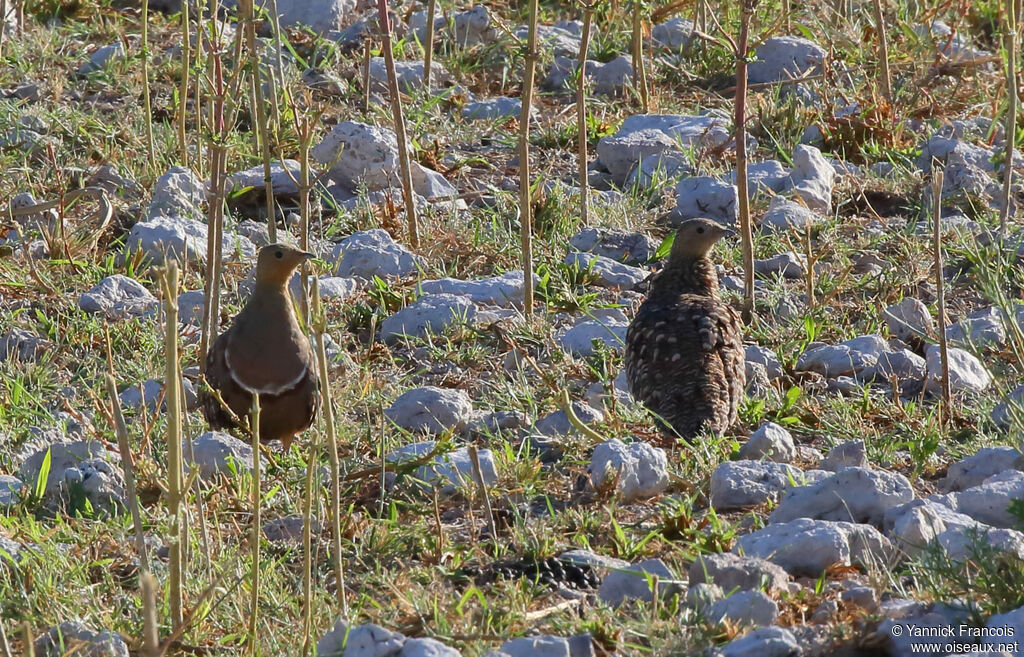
[804,220,815,311]
[577,4,594,227]
[734,0,757,323]
[248,396,262,655]
[932,169,953,423]
[519,0,540,318]
[141,0,156,174]
[265,0,286,129]
[632,2,649,111]
[104,373,149,573]
[297,128,313,320]
[467,445,496,539]
[871,0,893,104]
[0,620,12,657]
[301,418,317,657]
[198,17,246,371]
[160,263,186,629]
[423,0,437,88]
[0,0,7,59]
[241,0,279,243]
[361,39,372,113]
[376,1,420,247]
[141,572,160,657]
[22,623,32,657]
[312,278,348,615]
[177,0,190,165]
[1000,0,1018,237]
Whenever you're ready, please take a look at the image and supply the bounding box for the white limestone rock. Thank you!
[734,518,892,576]
[79,275,158,320]
[738,422,797,463]
[186,431,259,480]
[675,176,737,224]
[385,386,474,434]
[597,558,676,606]
[381,294,476,342]
[565,251,647,289]
[558,319,628,357]
[769,466,914,526]
[589,439,669,502]
[710,460,804,510]
[925,344,992,395]
[748,36,826,84]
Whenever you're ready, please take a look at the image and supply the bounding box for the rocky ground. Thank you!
[3,0,1024,655]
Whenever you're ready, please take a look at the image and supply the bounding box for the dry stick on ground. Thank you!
[376,0,420,247]
[577,2,594,227]
[311,277,348,615]
[103,373,149,573]
[519,0,540,318]
[932,167,953,423]
[240,0,278,243]
[0,0,7,59]
[141,572,160,657]
[631,1,649,112]
[871,0,893,104]
[1000,0,1019,238]
[141,0,156,174]
[301,403,318,657]
[248,396,262,656]
[198,19,247,373]
[803,218,815,311]
[177,0,190,165]
[717,0,759,323]
[160,263,186,629]
[21,623,32,657]
[0,620,12,657]
[362,39,373,113]
[423,0,437,89]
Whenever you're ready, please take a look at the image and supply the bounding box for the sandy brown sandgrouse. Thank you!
[201,243,318,450]
[625,218,745,439]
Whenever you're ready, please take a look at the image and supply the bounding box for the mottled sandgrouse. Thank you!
[625,218,745,439]
[201,243,318,450]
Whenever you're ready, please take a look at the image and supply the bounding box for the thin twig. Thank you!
[519,0,540,318]
[103,373,149,573]
[577,2,594,227]
[932,167,953,423]
[376,1,420,247]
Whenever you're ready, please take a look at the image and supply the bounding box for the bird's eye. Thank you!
[275,250,283,259]
[697,227,705,234]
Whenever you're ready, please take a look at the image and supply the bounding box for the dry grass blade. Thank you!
[248,395,262,656]
[931,167,952,423]
[103,372,149,573]
[519,0,540,318]
[376,0,420,248]
[311,277,348,615]
[159,262,186,628]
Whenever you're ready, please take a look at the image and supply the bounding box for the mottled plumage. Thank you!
[201,243,318,450]
[625,219,744,439]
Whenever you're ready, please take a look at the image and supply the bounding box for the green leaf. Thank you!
[653,232,676,261]
[34,447,52,502]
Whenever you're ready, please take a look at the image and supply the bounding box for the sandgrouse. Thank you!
[201,243,318,450]
[625,218,745,439]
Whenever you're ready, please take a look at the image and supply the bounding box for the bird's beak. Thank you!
[301,251,316,260]
[722,227,737,238]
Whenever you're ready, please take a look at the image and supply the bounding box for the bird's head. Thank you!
[669,218,735,261]
[255,243,316,287]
